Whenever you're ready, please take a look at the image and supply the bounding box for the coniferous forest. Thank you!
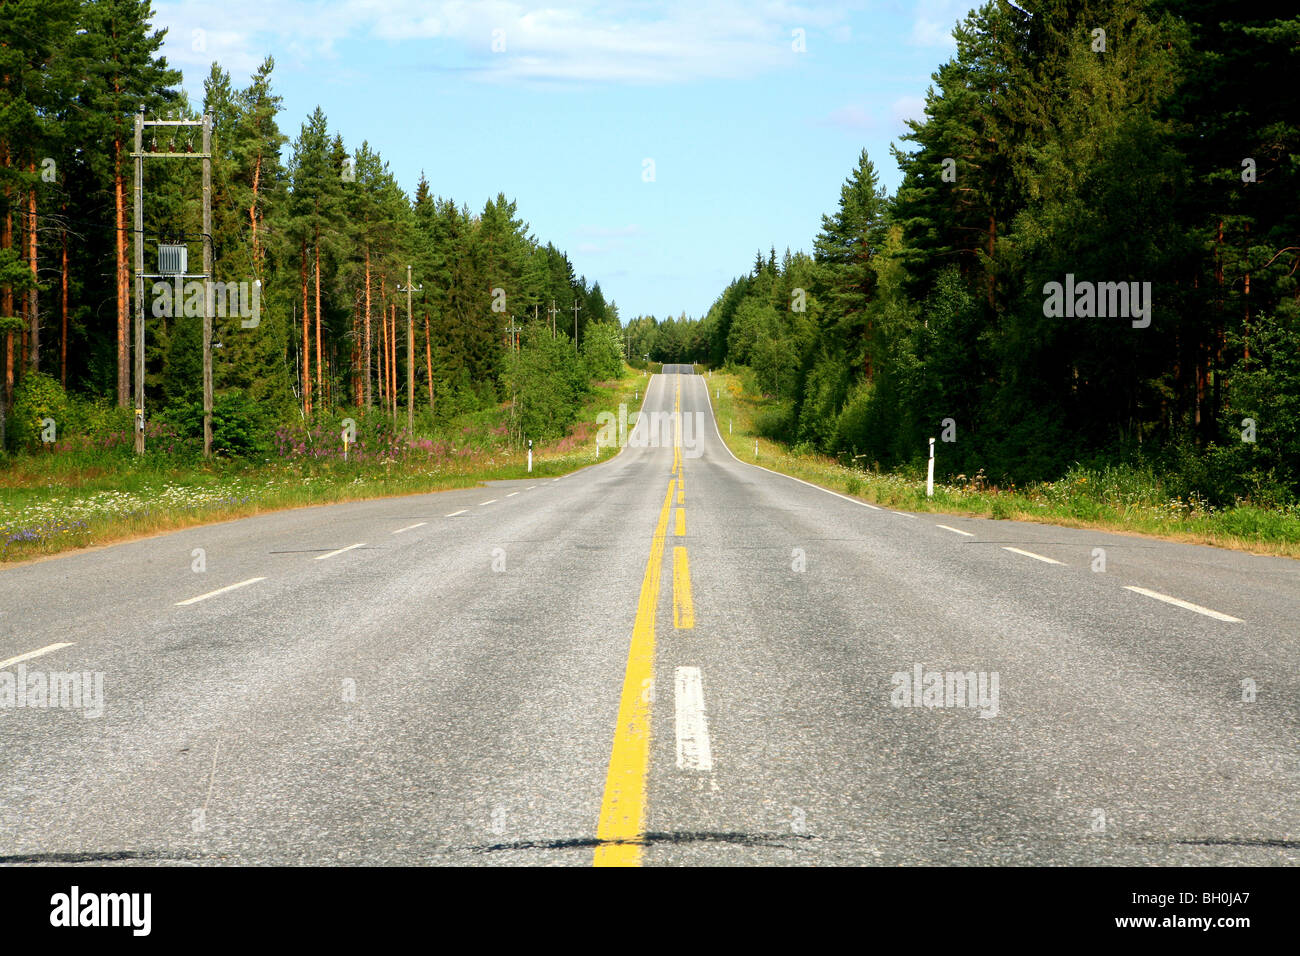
[657,1,1298,504]
[2,0,1298,509]
[0,0,627,459]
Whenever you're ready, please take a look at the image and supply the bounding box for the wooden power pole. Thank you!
[397,264,422,436]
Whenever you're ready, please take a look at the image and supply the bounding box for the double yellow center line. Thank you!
[593,376,694,866]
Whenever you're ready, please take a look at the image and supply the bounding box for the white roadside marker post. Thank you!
[527,438,533,473]
[927,437,935,498]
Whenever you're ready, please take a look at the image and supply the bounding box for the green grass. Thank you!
[705,369,1300,559]
[0,367,647,564]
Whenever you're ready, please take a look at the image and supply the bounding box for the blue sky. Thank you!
[153,1,976,320]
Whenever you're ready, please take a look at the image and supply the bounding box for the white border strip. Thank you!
[702,378,883,511]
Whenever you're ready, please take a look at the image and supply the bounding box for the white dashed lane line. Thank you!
[892,512,917,519]
[674,666,714,773]
[445,510,467,517]
[937,524,975,537]
[175,577,266,606]
[0,642,75,670]
[479,499,497,506]
[1002,546,1064,565]
[391,522,426,534]
[315,543,365,561]
[1124,585,1243,623]
[506,492,519,497]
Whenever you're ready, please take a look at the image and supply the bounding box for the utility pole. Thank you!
[504,317,523,351]
[572,299,582,353]
[397,264,422,436]
[202,113,213,458]
[548,299,558,338]
[132,112,144,455]
[130,111,214,456]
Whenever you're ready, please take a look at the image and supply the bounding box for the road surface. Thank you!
[1,366,1297,865]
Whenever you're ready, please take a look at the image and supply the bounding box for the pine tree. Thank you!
[75,0,181,406]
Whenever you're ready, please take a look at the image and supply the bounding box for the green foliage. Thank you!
[581,322,625,381]
[697,3,1300,504]
[0,17,614,451]
[156,389,272,458]
[504,328,590,444]
[9,373,71,451]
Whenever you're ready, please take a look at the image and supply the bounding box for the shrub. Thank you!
[581,322,626,381]
[9,372,70,451]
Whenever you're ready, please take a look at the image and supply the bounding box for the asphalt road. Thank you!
[1,366,1297,866]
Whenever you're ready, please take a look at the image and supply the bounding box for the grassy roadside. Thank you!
[704,368,1300,559]
[0,367,647,565]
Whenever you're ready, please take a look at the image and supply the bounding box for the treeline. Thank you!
[694,0,1300,504]
[0,0,622,453]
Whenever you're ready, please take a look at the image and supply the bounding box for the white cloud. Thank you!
[817,104,879,132]
[154,0,853,85]
[575,224,643,237]
[574,223,644,254]
[908,0,972,50]
[890,95,926,127]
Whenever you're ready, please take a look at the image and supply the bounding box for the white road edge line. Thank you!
[445,509,467,517]
[1124,585,1243,623]
[0,642,75,670]
[315,543,365,561]
[175,577,266,605]
[1002,546,1063,565]
[937,524,975,537]
[701,379,883,511]
[392,522,426,534]
[674,666,714,772]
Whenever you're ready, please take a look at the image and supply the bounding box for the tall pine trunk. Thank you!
[115,137,129,406]
[3,184,12,417]
[249,153,262,273]
[364,248,371,409]
[27,167,38,372]
[300,241,310,416]
[314,232,322,398]
[424,311,433,410]
[352,289,361,407]
[61,226,68,387]
[378,283,388,411]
